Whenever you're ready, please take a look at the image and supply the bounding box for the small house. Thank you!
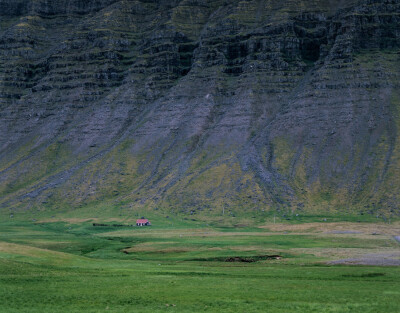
[136,218,151,226]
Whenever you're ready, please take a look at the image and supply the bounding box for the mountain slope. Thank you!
[1,0,400,218]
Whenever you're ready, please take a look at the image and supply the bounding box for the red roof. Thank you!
[136,219,149,223]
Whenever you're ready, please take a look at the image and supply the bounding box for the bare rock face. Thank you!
[0,0,399,217]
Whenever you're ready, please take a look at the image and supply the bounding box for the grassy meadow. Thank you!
[0,215,400,312]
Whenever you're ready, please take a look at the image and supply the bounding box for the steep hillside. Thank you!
[1,0,400,218]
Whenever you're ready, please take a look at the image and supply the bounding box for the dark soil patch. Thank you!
[192,255,282,263]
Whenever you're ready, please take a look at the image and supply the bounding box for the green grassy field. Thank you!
[0,217,399,312]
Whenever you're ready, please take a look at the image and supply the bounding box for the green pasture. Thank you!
[0,220,399,312]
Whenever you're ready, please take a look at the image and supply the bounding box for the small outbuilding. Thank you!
[136,218,151,226]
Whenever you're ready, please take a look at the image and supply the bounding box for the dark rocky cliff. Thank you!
[1,0,400,218]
